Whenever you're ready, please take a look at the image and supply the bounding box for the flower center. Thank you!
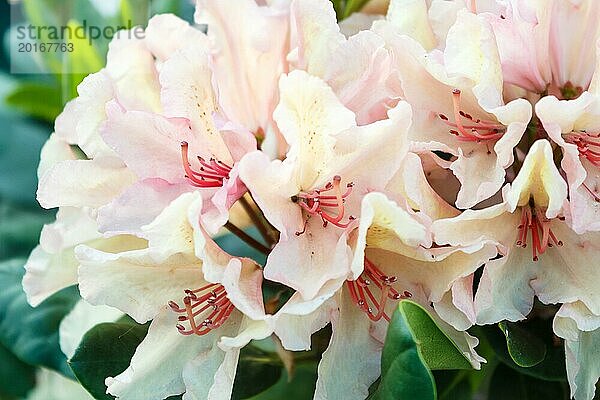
[516,203,563,261]
[346,258,412,322]
[180,141,232,188]
[438,89,505,142]
[292,175,355,235]
[565,131,600,168]
[168,283,234,336]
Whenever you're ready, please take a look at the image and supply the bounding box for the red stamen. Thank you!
[346,258,411,322]
[168,283,234,336]
[516,204,563,261]
[438,89,505,142]
[180,142,232,188]
[294,176,355,235]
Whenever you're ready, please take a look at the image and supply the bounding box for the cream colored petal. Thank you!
[59,300,122,359]
[77,247,204,323]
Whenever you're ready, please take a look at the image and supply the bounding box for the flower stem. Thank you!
[239,196,277,247]
[224,221,270,255]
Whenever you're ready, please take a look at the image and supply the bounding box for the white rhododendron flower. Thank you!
[20,0,600,399]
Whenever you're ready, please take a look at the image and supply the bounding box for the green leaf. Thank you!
[434,371,472,400]
[0,106,49,207]
[499,321,547,367]
[370,301,474,400]
[69,320,150,400]
[0,259,79,377]
[0,342,36,398]
[246,362,318,400]
[482,323,566,381]
[0,202,54,259]
[232,346,282,399]
[398,301,473,370]
[5,82,63,122]
[488,363,569,400]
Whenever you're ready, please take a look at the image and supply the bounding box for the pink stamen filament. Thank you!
[181,142,232,188]
[294,176,356,235]
[516,205,563,261]
[346,258,411,322]
[438,89,505,142]
[168,283,234,336]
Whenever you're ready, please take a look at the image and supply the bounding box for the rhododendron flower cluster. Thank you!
[23,0,600,399]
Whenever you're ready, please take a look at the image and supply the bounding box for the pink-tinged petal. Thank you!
[273,292,338,351]
[54,72,117,159]
[97,178,191,236]
[144,14,209,62]
[159,43,234,164]
[314,288,382,400]
[238,151,301,240]
[201,165,247,235]
[220,258,265,321]
[196,0,290,132]
[105,30,161,112]
[290,0,345,77]
[535,93,600,233]
[266,217,352,301]
[323,30,393,125]
[37,158,136,209]
[77,247,204,323]
[482,1,551,92]
[530,224,600,316]
[554,302,600,400]
[101,101,195,183]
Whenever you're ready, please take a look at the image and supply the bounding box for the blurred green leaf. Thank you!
[0,108,49,207]
[0,342,36,399]
[63,20,104,100]
[342,0,370,19]
[5,82,63,122]
[120,0,150,26]
[0,259,79,377]
[232,346,282,399]
[499,321,547,368]
[488,363,569,400]
[0,202,54,259]
[482,322,566,381]
[246,362,318,400]
[69,320,150,400]
[434,370,472,400]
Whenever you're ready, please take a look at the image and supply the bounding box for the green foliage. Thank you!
[483,320,567,381]
[488,363,569,400]
[5,82,63,122]
[498,321,546,368]
[246,362,318,400]
[0,259,79,377]
[0,342,36,399]
[369,301,474,400]
[69,320,150,400]
[232,346,283,399]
